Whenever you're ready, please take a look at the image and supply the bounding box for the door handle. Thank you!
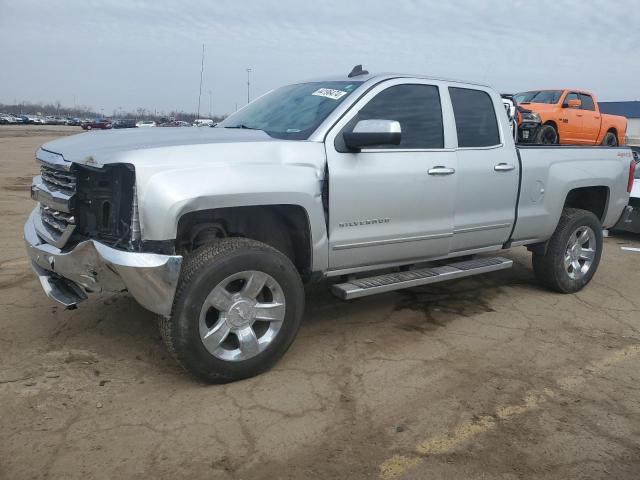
[428,166,456,175]
[494,163,515,172]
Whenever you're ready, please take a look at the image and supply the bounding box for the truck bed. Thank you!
[511,145,632,244]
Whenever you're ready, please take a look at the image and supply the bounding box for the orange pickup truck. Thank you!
[513,89,627,146]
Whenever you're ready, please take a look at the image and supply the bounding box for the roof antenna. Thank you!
[348,64,369,78]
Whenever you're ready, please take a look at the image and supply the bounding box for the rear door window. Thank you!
[449,87,501,148]
[579,94,595,111]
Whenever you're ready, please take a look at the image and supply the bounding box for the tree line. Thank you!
[0,101,227,122]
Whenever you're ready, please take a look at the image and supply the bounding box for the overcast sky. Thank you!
[1,0,638,116]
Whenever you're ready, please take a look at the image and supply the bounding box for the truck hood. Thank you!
[517,103,558,113]
[41,127,282,166]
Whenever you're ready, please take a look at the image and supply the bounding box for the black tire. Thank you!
[86,125,92,130]
[601,131,618,147]
[532,208,603,293]
[160,238,305,383]
[536,124,558,144]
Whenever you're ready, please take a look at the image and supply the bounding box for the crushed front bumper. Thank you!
[24,208,182,316]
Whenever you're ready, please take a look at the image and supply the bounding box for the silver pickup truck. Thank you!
[25,67,635,382]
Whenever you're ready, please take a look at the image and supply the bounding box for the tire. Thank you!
[536,124,558,144]
[86,125,92,130]
[160,238,305,383]
[601,131,618,147]
[532,208,603,293]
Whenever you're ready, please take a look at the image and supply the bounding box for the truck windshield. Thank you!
[514,90,562,104]
[218,81,363,140]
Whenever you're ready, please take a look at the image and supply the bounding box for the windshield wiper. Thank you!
[223,124,261,130]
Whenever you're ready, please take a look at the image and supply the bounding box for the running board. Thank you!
[331,257,513,300]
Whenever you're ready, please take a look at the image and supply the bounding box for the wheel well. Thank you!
[176,205,312,278]
[607,127,617,136]
[543,121,559,140]
[563,186,609,223]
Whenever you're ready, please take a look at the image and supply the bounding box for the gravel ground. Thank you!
[1,125,640,480]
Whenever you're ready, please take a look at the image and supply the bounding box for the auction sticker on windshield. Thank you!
[312,88,348,100]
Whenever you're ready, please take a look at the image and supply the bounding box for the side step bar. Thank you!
[331,257,513,300]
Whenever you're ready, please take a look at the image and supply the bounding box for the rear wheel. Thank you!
[532,208,602,293]
[601,131,618,147]
[160,238,305,383]
[536,124,558,144]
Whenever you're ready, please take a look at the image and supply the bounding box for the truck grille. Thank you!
[40,205,75,235]
[33,161,78,248]
[40,163,77,192]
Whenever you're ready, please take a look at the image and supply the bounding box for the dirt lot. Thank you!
[1,125,639,480]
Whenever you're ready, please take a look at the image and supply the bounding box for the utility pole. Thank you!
[246,67,252,104]
[209,90,212,118]
[197,44,205,119]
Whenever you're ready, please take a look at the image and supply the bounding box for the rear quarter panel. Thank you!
[598,113,627,145]
[512,146,631,243]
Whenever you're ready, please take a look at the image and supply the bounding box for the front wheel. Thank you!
[601,131,618,147]
[532,208,603,293]
[160,238,305,383]
[536,124,558,144]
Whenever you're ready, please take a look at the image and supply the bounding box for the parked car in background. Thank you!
[193,118,214,127]
[112,119,137,129]
[45,116,67,125]
[65,117,82,126]
[501,94,542,143]
[513,89,627,146]
[159,120,191,127]
[136,120,156,128]
[81,118,112,130]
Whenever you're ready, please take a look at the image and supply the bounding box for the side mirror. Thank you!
[563,98,582,108]
[343,119,401,151]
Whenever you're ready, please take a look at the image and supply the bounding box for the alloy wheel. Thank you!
[198,270,286,361]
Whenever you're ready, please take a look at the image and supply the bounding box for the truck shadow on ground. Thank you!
[302,254,539,333]
[37,253,540,382]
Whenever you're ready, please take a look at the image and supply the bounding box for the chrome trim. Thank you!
[456,143,504,151]
[33,205,76,248]
[24,209,182,316]
[36,148,72,171]
[332,257,513,300]
[31,262,88,307]
[360,148,456,153]
[40,168,76,190]
[494,163,516,172]
[453,223,511,234]
[428,166,456,175]
[332,232,452,250]
[31,176,75,213]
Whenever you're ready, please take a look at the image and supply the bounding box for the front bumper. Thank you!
[517,123,540,143]
[24,208,182,316]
